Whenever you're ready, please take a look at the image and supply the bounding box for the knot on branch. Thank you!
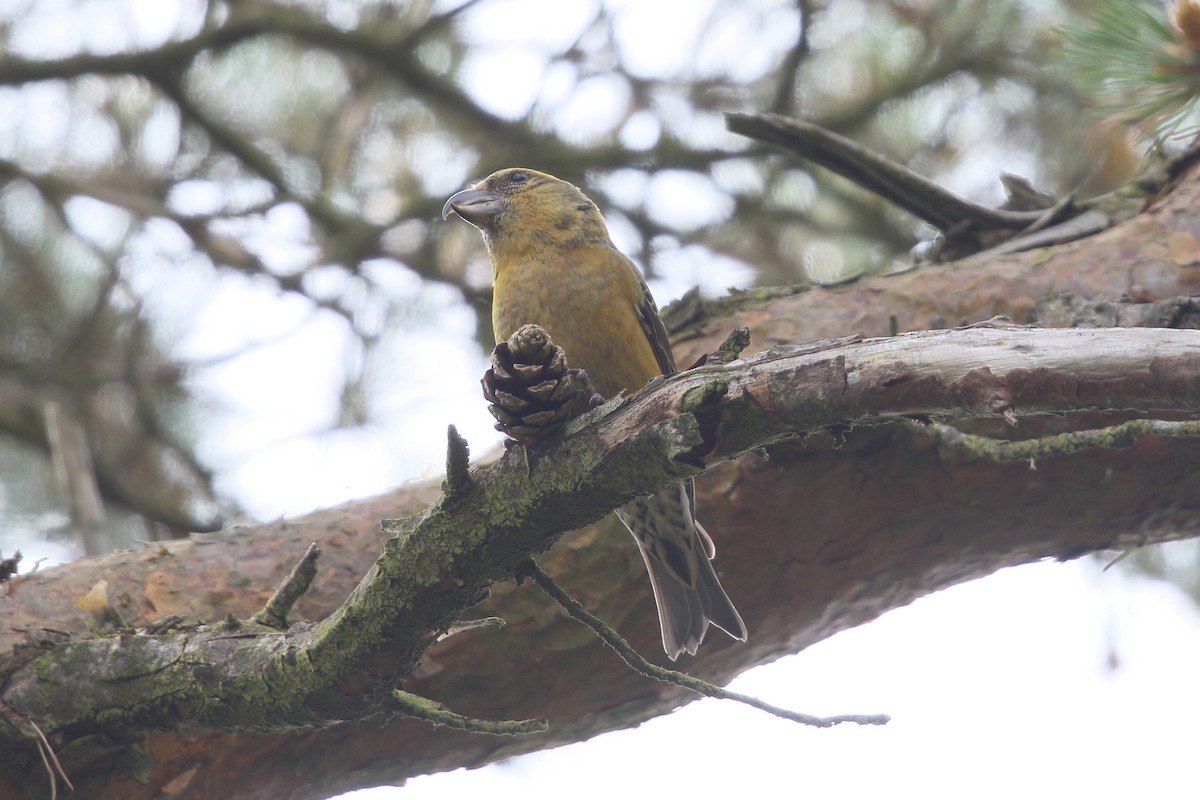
[687,326,752,369]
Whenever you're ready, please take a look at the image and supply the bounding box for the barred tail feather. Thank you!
[617,481,747,660]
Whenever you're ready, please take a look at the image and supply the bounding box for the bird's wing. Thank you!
[628,258,677,375]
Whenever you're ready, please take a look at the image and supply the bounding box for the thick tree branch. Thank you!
[1,324,1197,759]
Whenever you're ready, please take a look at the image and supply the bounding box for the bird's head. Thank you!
[442,168,608,249]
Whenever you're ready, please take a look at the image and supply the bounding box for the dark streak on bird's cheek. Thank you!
[489,208,512,233]
[555,213,574,230]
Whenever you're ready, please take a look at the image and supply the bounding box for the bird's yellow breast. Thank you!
[491,242,662,400]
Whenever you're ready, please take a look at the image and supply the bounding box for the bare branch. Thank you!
[391,690,548,736]
[523,559,888,728]
[911,418,1200,463]
[251,543,321,630]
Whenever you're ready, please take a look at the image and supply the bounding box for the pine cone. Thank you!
[482,324,602,443]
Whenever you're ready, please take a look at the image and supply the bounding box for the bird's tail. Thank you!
[616,481,747,660]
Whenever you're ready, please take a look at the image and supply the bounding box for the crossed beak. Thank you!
[441,186,504,228]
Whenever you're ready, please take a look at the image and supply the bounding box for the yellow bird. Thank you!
[443,167,747,659]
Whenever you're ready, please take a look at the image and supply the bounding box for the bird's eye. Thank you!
[508,171,529,185]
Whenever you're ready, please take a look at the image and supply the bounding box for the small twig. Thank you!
[910,418,1200,463]
[29,718,73,796]
[522,560,889,728]
[442,424,472,505]
[391,690,548,736]
[1103,550,1133,571]
[437,616,505,642]
[979,210,1112,257]
[35,738,55,800]
[250,543,320,630]
[1015,190,1078,238]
